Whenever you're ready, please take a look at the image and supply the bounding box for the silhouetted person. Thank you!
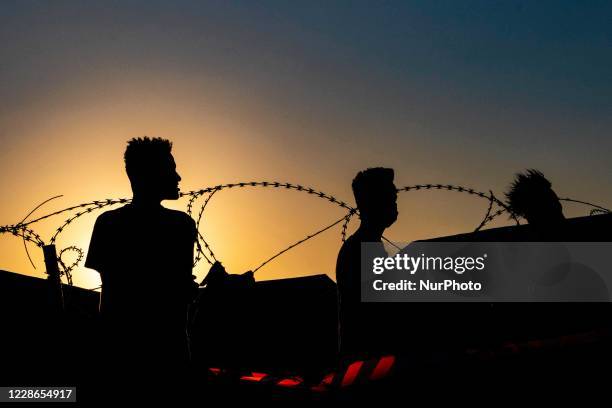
[336,167,397,358]
[85,137,198,391]
[505,169,566,233]
[504,170,608,352]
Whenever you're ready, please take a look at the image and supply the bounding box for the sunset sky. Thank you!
[1,1,611,289]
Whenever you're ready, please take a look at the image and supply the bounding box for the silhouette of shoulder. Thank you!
[336,232,369,297]
[92,205,195,229]
[337,230,370,268]
[161,207,198,240]
[85,205,196,273]
[161,207,197,228]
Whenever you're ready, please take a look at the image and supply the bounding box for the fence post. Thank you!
[43,244,65,312]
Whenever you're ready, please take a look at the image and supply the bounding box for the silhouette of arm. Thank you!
[182,215,199,302]
[84,214,111,275]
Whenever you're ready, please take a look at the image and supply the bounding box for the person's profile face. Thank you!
[141,153,181,201]
[361,182,398,228]
[525,188,563,226]
[159,154,181,200]
[382,182,398,228]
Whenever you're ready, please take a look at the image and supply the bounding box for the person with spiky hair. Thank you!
[85,136,198,390]
[505,169,565,228]
[336,167,398,358]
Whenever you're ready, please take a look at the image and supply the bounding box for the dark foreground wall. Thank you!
[0,270,338,386]
[1,213,611,395]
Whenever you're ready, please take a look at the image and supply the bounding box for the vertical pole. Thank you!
[43,244,65,312]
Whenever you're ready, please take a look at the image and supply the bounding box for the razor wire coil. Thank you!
[57,246,84,286]
[1,180,609,287]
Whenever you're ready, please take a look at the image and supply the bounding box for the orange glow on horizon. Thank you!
[1,71,607,289]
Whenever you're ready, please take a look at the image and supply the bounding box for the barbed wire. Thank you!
[341,210,356,242]
[0,225,46,270]
[1,180,609,287]
[397,183,521,227]
[193,188,220,266]
[187,188,216,265]
[559,198,611,213]
[2,182,354,282]
[51,198,131,244]
[194,235,213,266]
[382,236,403,252]
[181,181,355,212]
[1,225,45,246]
[57,246,84,286]
[21,200,130,227]
[473,191,496,232]
[1,199,130,284]
[184,182,355,269]
[252,212,354,273]
[19,195,64,225]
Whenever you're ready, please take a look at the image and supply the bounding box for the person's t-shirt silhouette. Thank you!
[85,137,197,369]
[86,204,196,334]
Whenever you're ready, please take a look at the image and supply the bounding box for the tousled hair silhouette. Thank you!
[505,169,553,218]
[124,136,173,181]
[352,167,395,211]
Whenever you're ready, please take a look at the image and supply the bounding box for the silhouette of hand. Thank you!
[209,261,227,276]
[241,270,255,284]
[200,261,228,286]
